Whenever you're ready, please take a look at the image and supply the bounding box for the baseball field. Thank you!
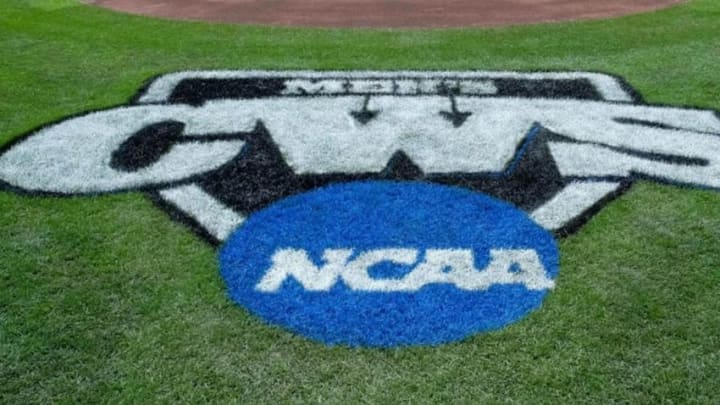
[2,0,719,402]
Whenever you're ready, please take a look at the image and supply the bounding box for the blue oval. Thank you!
[219,181,558,347]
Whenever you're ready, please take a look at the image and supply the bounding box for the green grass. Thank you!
[2,0,720,402]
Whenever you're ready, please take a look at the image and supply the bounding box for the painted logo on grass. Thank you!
[1,71,720,346]
[220,182,558,347]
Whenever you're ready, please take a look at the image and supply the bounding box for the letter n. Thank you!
[255,249,353,292]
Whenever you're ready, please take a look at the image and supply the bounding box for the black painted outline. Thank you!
[165,77,605,105]
[1,70,718,247]
[135,70,646,102]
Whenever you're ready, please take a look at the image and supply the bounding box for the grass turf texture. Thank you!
[1,0,719,401]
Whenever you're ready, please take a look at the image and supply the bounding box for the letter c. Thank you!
[0,105,246,194]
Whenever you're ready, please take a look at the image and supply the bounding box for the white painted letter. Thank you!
[255,249,353,292]
[342,249,418,291]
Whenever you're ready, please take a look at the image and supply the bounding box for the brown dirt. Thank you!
[86,0,686,29]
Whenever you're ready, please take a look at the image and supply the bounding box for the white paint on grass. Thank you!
[137,71,635,103]
[531,181,621,230]
[7,96,717,192]
[3,70,719,240]
[280,78,498,96]
[159,184,245,241]
[0,105,247,193]
[255,248,554,292]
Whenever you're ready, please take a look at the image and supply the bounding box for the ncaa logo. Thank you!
[221,182,558,346]
[2,70,720,347]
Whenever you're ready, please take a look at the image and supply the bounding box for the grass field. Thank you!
[2,0,720,402]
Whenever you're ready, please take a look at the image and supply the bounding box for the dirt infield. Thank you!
[87,0,685,28]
